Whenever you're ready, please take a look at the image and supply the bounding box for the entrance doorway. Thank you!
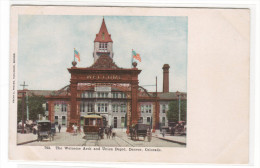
[114,117,117,128]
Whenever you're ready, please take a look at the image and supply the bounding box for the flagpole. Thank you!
[131,49,133,68]
[74,48,75,62]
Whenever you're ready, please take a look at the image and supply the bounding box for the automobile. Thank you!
[37,120,54,141]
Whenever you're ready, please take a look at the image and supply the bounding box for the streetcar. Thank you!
[83,115,104,140]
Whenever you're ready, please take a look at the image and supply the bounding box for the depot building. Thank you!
[18,18,187,132]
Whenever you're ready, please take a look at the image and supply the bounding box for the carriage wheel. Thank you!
[135,131,138,141]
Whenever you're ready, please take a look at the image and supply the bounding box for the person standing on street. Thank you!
[58,124,61,133]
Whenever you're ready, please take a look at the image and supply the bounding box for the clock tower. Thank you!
[93,18,114,63]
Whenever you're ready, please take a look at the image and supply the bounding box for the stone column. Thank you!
[131,82,139,125]
[67,81,77,132]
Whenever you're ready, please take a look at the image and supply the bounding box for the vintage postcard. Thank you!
[9,6,250,164]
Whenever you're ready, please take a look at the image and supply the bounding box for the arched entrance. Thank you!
[67,55,141,132]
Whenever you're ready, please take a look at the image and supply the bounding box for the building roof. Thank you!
[94,18,113,42]
[18,90,54,96]
[158,92,187,100]
[89,55,121,69]
[18,89,187,100]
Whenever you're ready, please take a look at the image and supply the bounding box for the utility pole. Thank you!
[155,76,158,131]
[20,81,28,134]
[26,91,29,120]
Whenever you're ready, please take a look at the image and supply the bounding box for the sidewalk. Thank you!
[153,133,186,145]
[17,133,38,145]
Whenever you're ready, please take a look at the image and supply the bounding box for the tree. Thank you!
[167,99,187,123]
[17,94,46,122]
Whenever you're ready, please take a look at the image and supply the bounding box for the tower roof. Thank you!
[94,18,113,42]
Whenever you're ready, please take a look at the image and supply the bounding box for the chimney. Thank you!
[162,64,170,93]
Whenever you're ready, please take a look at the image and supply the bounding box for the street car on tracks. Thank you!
[83,115,104,140]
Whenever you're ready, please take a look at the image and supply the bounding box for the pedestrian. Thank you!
[58,124,61,133]
[74,124,77,135]
[162,129,165,137]
[72,124,75,134]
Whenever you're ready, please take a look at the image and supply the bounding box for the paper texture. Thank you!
[9,6,250,164]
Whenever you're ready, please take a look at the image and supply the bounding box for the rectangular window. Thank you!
[105,93,108,98]
[112,104,118,112]
[98,104,101,112]
[112,93,118,98]
[61,103,67,112]
[121,93,126,98]
[148,105,152,113]
[62,116,66,125]
[141,105,144,113]
[81,93,85,98]
[46,102,48,111]
[101,103,104,112]
[146,105,149,113]
[105,104,108,112]
[162,104,166,113]
[139,117,143,123]
[121,104,126,113]
[98,103,108,112]
[55,116,58,125]
[121,117,125,127]
[112,104,115,112]
[87,103,93,112]
[161,117,166,127]
[80,102,85,112]
[80,117,84,125]
[99,43,108,49]
[88,92,93,98]
[147,117,150,125]
[54,103,61,113]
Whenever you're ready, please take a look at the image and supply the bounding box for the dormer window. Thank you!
[102,32,105,40]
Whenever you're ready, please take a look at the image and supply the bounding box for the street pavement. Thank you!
[17,133,38,145]
[21,127,186,147]
[153,133,186,145]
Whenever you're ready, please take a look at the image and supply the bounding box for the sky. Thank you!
[18,15,187,92]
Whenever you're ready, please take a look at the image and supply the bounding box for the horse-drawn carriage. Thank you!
[83,115,104,140]
[129,123,152,142]
[174,121,186,135]
[161,121,186,136]
[37,120,54,141]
